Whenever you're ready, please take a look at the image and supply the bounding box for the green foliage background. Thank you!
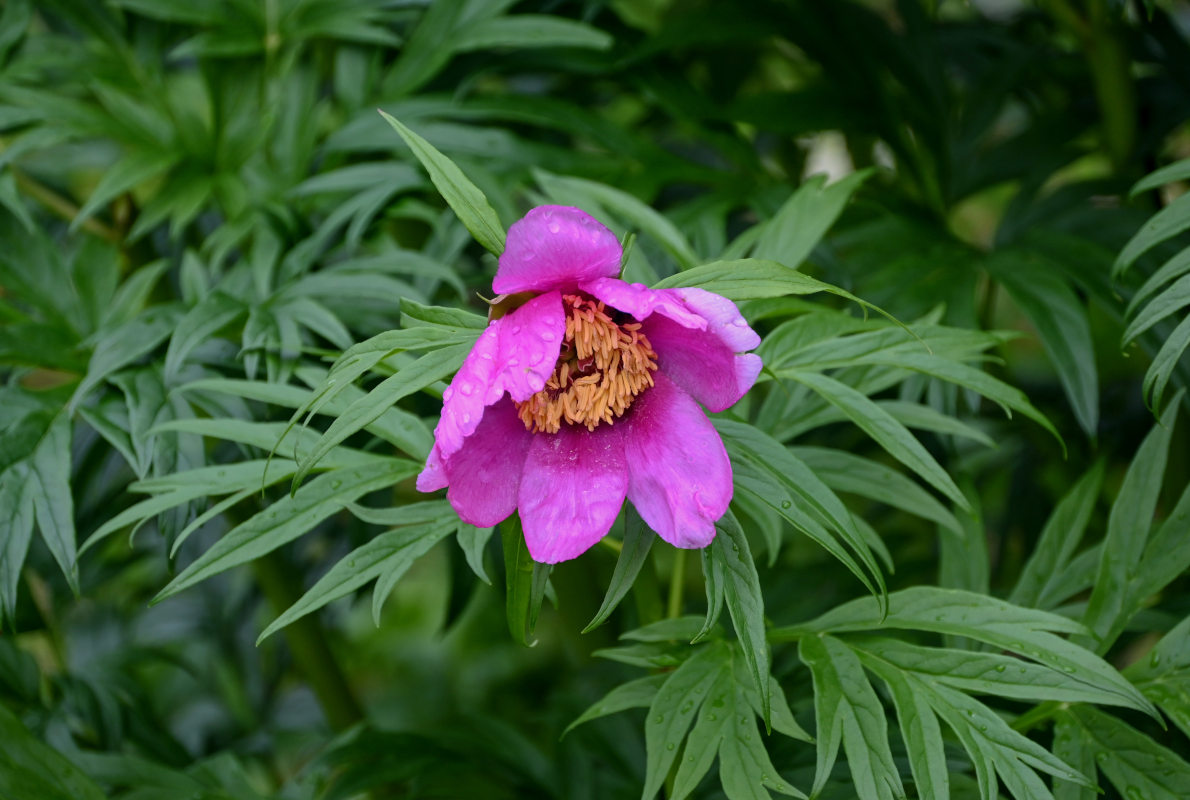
[2,0,1190,798]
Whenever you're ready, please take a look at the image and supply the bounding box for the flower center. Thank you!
[515,294,658,433]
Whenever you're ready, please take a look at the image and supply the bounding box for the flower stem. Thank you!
[666,550,687,619]
[252,553,364,731]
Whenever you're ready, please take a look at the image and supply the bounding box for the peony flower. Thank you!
[417,206,762,563]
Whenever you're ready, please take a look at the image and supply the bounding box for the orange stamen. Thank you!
[515,294,658,433]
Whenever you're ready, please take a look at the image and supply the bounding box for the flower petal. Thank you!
[436,398,533,527]
[493,206,622,295]
[585,280,761,411]
[622,372,732,549]
[430,291,564,458]
[518,424,627,563]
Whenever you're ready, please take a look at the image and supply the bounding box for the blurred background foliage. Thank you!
[2,0,1190,798]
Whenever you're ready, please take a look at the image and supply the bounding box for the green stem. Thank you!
[666,550,687,619]
[252,553,364,731]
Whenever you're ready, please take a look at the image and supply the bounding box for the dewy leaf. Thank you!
[1126,613,1190,740]
[775,587,1157,718]
[154,459,419,603]
[799,634,904,800]
[642,643,730,800]
[752,169,872,270]
[869,659,950,800]
[699,544,726,643]
[712,509,771,728]
[563,674,667,738]
[378,109,506,256]
[785,369,969,511]
[1061,705,1190,798]
[670,669,733,800]
[584,508,655,633]
[1114,189,1190,277]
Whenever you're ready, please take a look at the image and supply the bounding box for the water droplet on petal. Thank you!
[512,325,522,334]
[543,332,556,342]
[548,221,561,234]
[732,317,747,326]
[443,387,454,400]
[462,413,472,424]
[460,382,473,395]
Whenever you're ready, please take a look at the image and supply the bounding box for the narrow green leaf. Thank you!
[1010,461,1104,609]
[698,544,726,643]
[642,643,730,800]
[777,587,1158,718]
[786,369,969,510]
[1083,396,1179,652]
[1063,705,1190,798]
[456,523,494,584]
[1126,614,1190,740]
[563,674,667,738]
[259,519,454,643]
[584,509,656,632]
[752,170,872,270]
[870,661,950,800]
[1129,156,1190,197]
[453,15,613,52]
[155,460,419,603]
[713,509,771,728]
[27,413,77,593]
[670,669,733,800]
[0,463,34,622]
[1122,272,1190,344]
[1114,190,1190,276]
[799,634,904,800]
[1052,712,1097,800]
[291,342,470,491]
[502,515,542,646]
[378,109,506,256]
[0,704,106,800]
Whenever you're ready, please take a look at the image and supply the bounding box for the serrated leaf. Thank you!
[155,460,419,603]
[378,110,506,256]
[585,508,655,632]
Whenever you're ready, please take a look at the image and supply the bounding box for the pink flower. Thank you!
[416,206,762,563]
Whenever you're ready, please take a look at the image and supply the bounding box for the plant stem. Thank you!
[11,169,121,243]
[666,549,686,619]
[252,553,364,731]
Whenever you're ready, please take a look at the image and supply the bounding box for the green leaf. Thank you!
[1141,313,1190,411]
[643,643,730,800]
[1082,396,1178,652]
[872,661,950,800]
[1130,156,1190,197]
[260,516,456,642]
[670,668,733,800]
[291,342,470,491]
[0,703,106,800]
[1126,614,1190,740]
[164,291,244,378]
[0,463,34,622]
[776,587,1157,718]
[792,446,963,537]
[502,515,548,646]
[1010,461,1104,610]
[1114,190,1190,276]
[785,369,969,510]
[988,251,1098,435]
[27,413,77,593]
[1052,713,1097,800]
[1122,272,1190,345]
[70,305,181,410]
[699,544,726,643]
[154,460,419,603]
[799,634,904,800]
[718,420,887,602]
[654,258,883,310]
[712,509,771,727]
[456,523,494,584]
[752,170,872,270]
[72,150,179,232]
[453,15,613,52]
[584,509,655,632]
[563,674,667,737]
[378,110,506,256]
[1061,705,1190,798]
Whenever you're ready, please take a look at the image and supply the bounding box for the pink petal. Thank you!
[584,280,762,412]
[518,424,627,563]
[622,373,732,549]
[430,291,564,458]
[437,398,533,527]
[493,206,623,295]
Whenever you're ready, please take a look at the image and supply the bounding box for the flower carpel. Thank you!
[515,294,657,433]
